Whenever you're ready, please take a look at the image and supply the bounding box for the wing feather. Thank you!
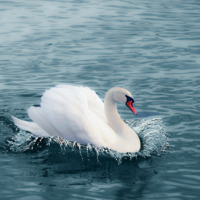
[13,85,112,148]
[28,106,62,137]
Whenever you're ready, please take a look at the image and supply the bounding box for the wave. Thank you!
[7,118,169,166]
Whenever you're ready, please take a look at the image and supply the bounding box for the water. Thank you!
[0,0,200,199]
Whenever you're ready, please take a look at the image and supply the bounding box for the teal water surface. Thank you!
[0,0,200,199]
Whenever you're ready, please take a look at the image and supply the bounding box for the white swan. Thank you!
[12,85,141,153]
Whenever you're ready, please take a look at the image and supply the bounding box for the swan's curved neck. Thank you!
[104,88,125,137]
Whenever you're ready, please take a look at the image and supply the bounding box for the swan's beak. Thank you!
[126,101,137,115]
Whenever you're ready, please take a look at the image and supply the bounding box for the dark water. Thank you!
[1,0,200,199]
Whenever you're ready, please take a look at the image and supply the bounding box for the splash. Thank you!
[8,118,169,165]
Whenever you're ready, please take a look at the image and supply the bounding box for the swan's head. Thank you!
[112,87,137,115]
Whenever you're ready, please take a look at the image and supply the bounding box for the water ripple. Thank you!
[8,118,168,166]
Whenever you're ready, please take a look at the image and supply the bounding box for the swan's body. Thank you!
[12,85,140,153]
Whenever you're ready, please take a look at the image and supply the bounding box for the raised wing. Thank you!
[27,85,108,147]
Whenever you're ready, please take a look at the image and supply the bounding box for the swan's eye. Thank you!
[125,95,134,104]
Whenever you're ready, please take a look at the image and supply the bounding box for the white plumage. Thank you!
[12,85,141,153]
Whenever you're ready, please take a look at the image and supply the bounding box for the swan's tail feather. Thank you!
[12,116,50,137]
[27,106,62,137]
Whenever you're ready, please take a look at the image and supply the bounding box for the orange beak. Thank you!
[126,101,137,115]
